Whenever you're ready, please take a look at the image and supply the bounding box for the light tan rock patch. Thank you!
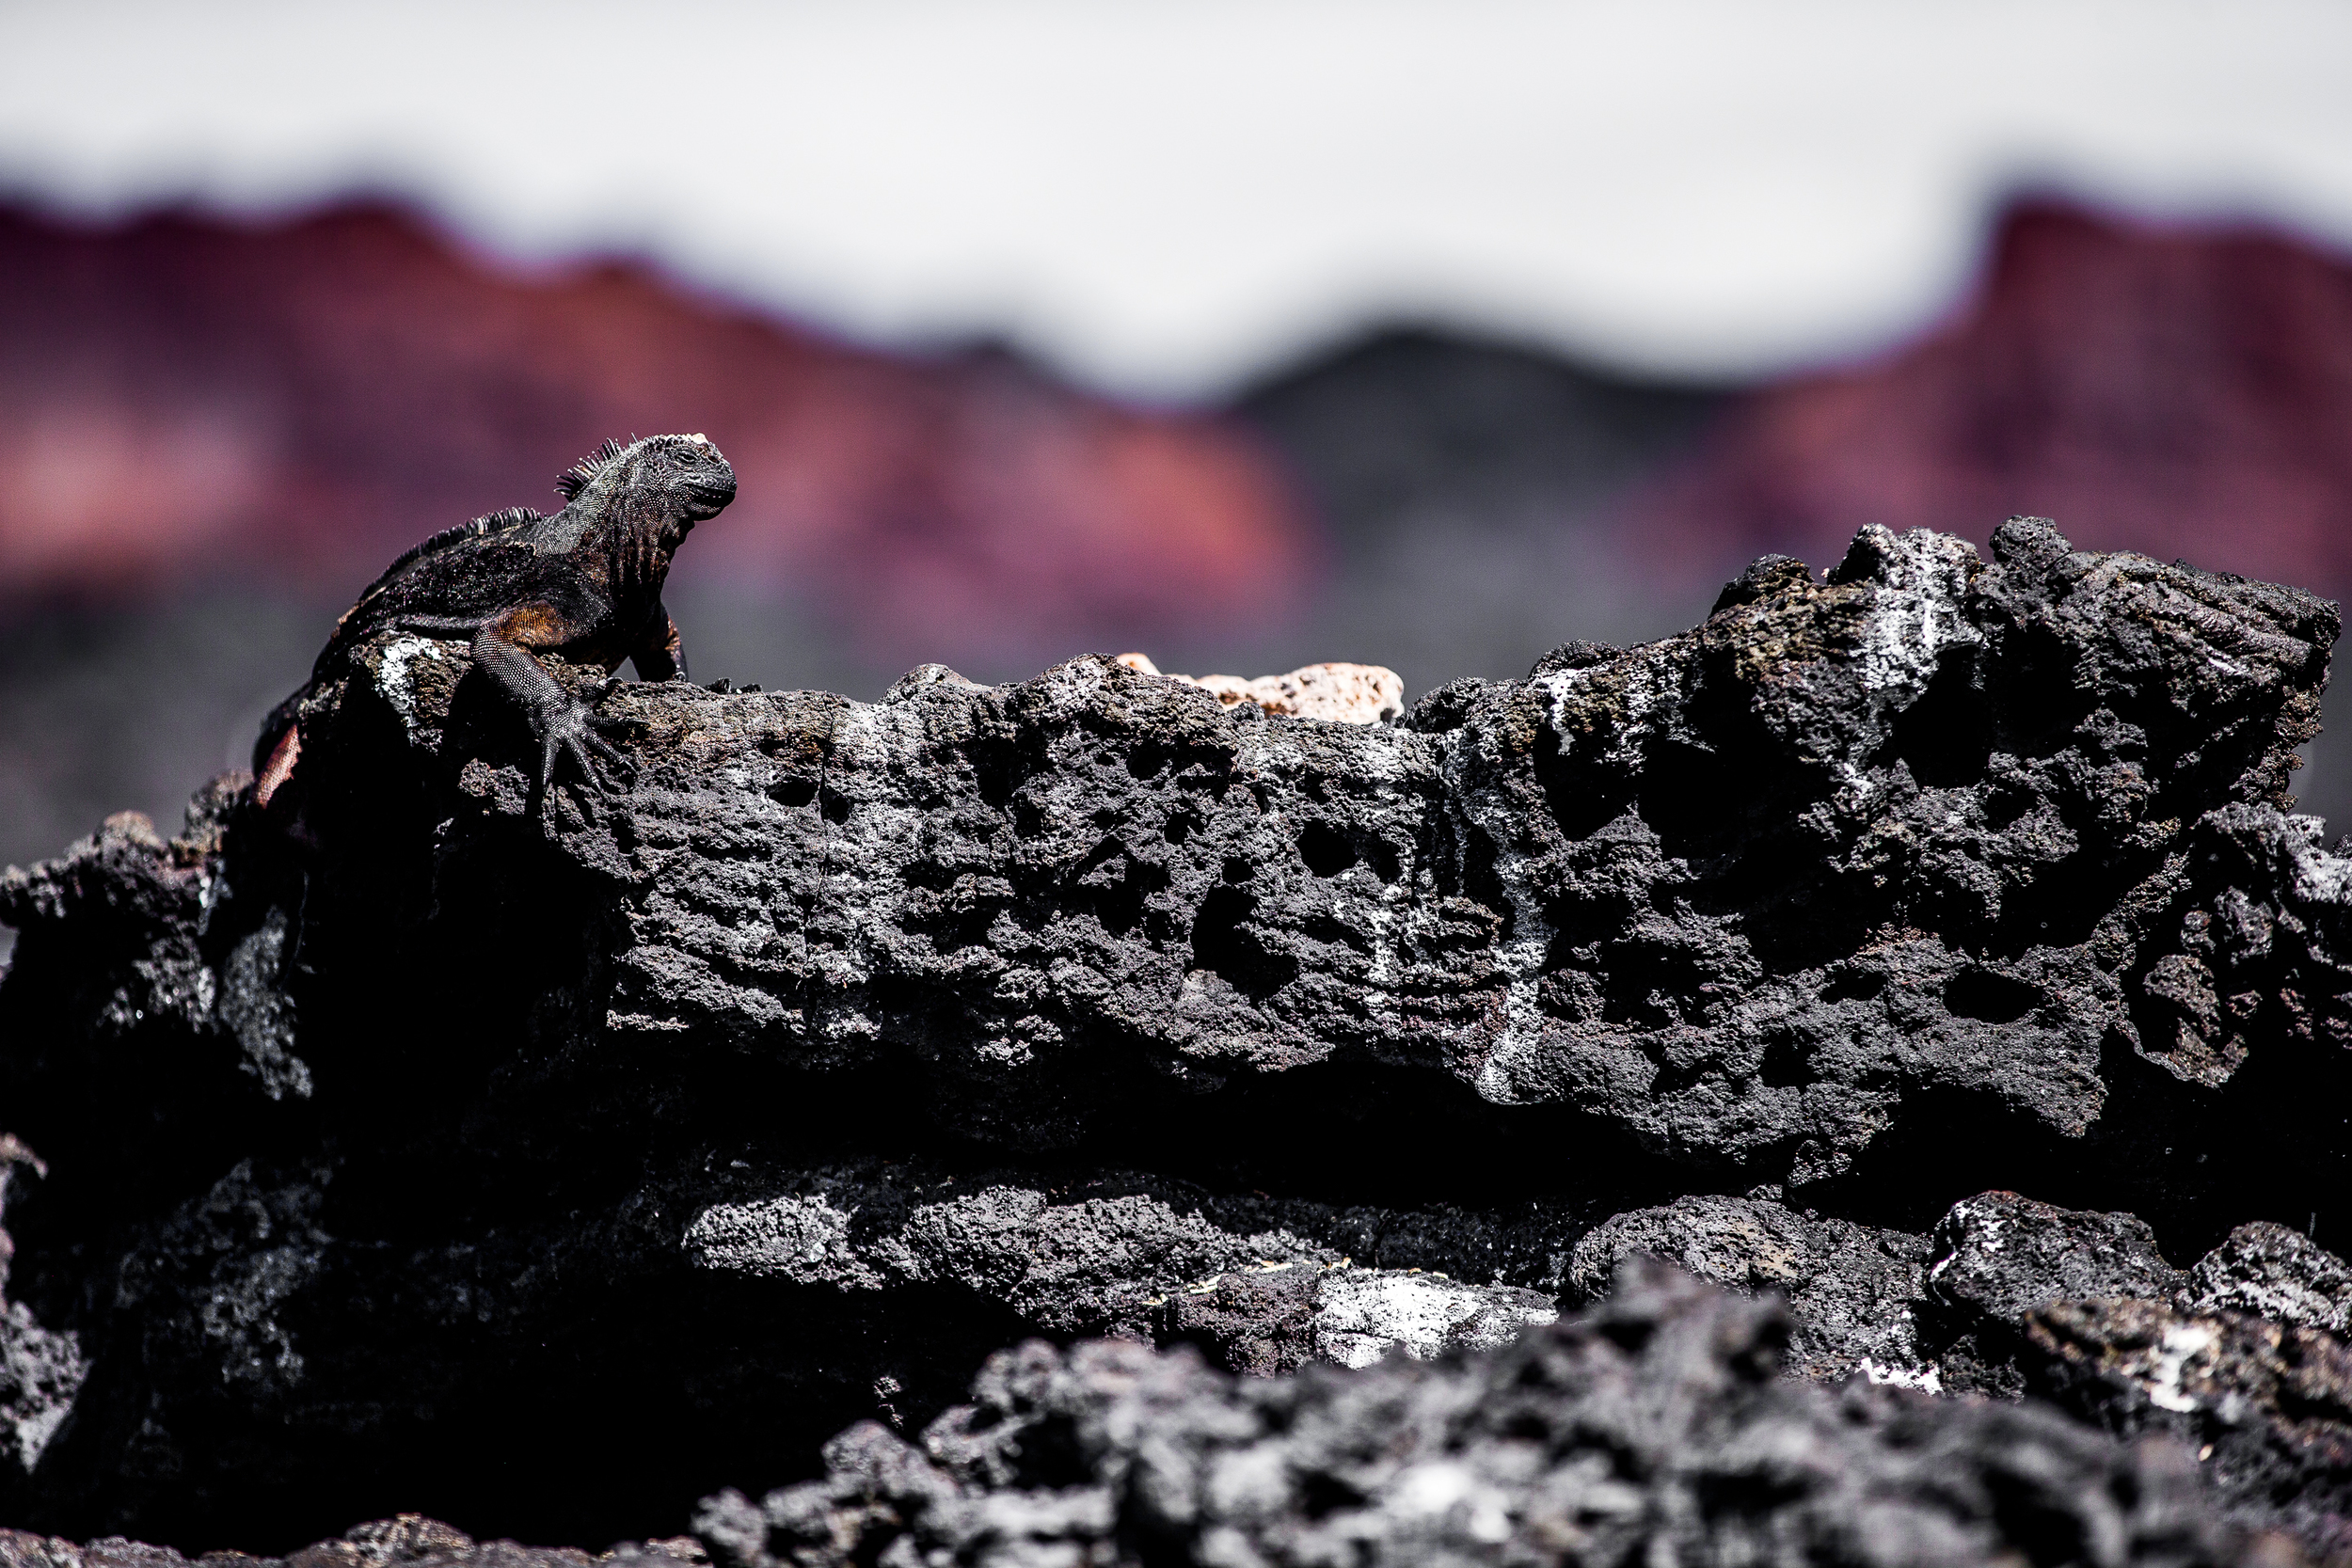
[1117,653,1404,724]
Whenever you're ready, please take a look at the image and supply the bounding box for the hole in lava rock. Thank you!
[1093,858,1167,939]
[1982,843,2136,958]
[1885,650,1992,788]
[1297,821,1359,878]
[1820,969,1886,1005]
[969,736,1020,808]
[1944,967,2039,1023]
[1758,1036,1809,1088]
[1532,723,1629,842]
[770,776,817,808]
[1191,886,1297,1000]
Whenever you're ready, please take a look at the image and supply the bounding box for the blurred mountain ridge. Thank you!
[6,193,2352,882]
[1233,200,2352,837]
[1627,198,2352,589]
[0,200,1310,654]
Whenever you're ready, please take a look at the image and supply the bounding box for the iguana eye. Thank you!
[675,448,699,466]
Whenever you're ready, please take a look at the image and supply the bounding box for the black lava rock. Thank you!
[0,1513,702,1568]
[698,1259,2283,1568]
[4,521,2350,1558]
[1564,1194,1933,1385]
[2025,1296,2352,1560]
[2182,1222,2352,1335]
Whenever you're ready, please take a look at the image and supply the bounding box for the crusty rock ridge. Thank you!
[0,1513,702,1568]
[694,1260,2285,1568]
[1571,1190,2352,1556]
[2,518,2349,1556]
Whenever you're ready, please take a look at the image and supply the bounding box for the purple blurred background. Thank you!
[6,0,2352,908]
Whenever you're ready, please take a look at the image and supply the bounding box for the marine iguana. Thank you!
[253,433,737,806]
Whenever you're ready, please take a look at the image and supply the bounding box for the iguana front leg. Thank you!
[628,600,690,682]
[469,605,632,789]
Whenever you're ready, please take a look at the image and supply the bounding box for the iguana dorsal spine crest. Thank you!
[557,437,633,502]
[351,506,544,612]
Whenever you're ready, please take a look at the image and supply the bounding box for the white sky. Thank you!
[3,0,2350,396]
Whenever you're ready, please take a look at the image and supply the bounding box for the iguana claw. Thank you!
[540,698,634,791]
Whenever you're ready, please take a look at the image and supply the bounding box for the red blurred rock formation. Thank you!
[0,202,1311,652]
[10,196,2345,673]
[1627,200,2352,596]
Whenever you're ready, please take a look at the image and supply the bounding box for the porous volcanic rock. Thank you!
[1922,1191,2190,1400]
[4,518,2351,1554]
[2182,1222,2352,1336]
[675,1158,1558,1366]
[2025,1298,2352,1560]
[0,1513,703,1568]
[1553,1187,2352,1545]
[1929,1192,2189,1323]
[1564,1195,1935,1386]
[161,515,2349,1202]
[0,1142,84,1482]
[695,1260,2282,1568]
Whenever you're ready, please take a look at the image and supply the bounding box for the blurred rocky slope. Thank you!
[4,520,2350,1560]
[698,1260,2293,1568]
[8,196,2352,876]
[1,1263,2312,1568]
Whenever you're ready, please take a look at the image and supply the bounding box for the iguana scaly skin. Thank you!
[253,434,737,805]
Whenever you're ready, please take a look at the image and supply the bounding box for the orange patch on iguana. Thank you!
[486,602,574,647]
[485,601,633,669]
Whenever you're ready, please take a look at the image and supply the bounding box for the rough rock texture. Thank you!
[1564,1196,1935,1386]
[0,1514,703,1568]
[2183,1223,2352,1336]
[0,1307,81,1486]
[1112,654,1407,724]
[1923,1191,2191,1400]
[12,519,2346,1190]
[114,513,2340,1206]
[2026,1299,2352,1561]
[0,1143,84,1481]
[695,1261,2280,1568]
[675,1158,1556,1367]
[1929,1193,2189,1324]
[1550,1187,2352,1548]
[6,519,2352,1556]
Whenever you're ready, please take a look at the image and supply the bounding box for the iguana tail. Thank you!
[254,723,301,808]
[252,689,307,806]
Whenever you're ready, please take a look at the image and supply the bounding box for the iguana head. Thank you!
[557,433,738,533]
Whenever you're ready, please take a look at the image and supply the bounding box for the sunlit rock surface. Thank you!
[3,519,2348,1557]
